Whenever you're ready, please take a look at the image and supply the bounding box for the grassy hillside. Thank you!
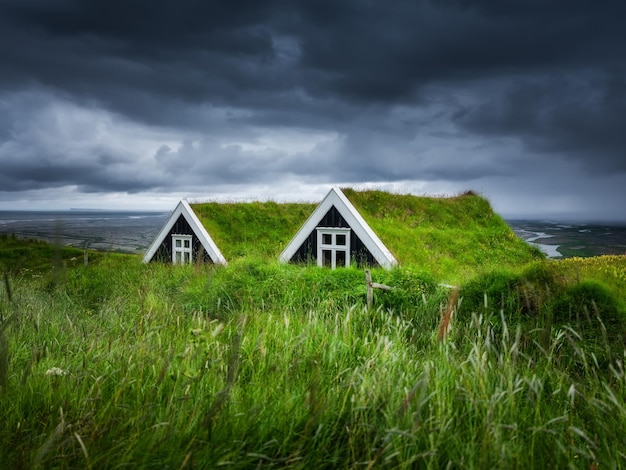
[0,234,106,275]
[1,243,625,468]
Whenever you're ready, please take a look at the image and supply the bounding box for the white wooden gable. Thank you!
[143,200,227,265]
[279,187,398,270]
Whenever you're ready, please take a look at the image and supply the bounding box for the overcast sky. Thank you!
[1,0,625,220]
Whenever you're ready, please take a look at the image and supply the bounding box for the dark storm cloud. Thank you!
[1,0,625,211]
[295,0,626,101]
[4,0,625,111]
[0,147,162,193]
[0,0,299,132]
[455,70,626,173]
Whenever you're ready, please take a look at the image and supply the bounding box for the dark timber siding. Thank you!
[152,214,214,263]
[291,206,378,267]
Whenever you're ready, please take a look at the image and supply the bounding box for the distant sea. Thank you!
[0,210,168,254]
[0,210,625,259]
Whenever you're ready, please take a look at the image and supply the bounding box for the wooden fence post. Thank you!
[365,269,373,310]
[3,272,11,303]
[365,269,393,310]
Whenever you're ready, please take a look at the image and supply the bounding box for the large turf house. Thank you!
[279,187,397,269]
[143,187,541,276]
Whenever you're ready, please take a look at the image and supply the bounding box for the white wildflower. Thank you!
[211,323,225,337]
[46,367,69,377]
[567,383,576,406]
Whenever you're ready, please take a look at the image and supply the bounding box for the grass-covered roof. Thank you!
[191,189,542,281]
[342,189,542,280]
[191,201,315,259]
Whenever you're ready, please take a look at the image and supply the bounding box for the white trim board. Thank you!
[279,187,398,270]
[142,200,227,265]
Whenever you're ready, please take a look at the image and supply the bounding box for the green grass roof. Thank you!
[191,201,315,259]
[191,189,542,281]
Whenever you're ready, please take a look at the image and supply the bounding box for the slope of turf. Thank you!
[344,188,542,281]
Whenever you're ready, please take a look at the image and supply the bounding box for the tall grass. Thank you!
[1,253,625,467]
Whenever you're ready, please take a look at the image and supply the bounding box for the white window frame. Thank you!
[316,227,351,269]
[172,234,193,264]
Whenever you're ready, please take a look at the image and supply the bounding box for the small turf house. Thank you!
[142,200,227,265]
[279,187,398,269]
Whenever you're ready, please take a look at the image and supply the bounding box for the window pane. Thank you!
[322,234,332,245]
[336,234,346,245]
[184,239,190,248]
[322,249,332,267]
[175,252,181,263]
[336,250,346,267]
[175,239,181,248]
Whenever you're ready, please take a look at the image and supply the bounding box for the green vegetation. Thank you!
[192,201,315,259]
[458,260,626,370]
[1,238,625,468]
[459,257,626,322]
[344,189,543,282]
[0,234,107,275]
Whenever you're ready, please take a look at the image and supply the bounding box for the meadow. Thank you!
[1,232,626,468]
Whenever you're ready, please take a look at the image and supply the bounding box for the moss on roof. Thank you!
[191,189,542,282]
[191,201,315,259]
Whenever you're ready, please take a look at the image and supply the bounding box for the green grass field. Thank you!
[1,234,625,468]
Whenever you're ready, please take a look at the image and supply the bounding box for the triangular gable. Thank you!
[143,200,227,265]
[279,187,398,269]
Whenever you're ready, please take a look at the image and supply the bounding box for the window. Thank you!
[172,234,192,264]
[316,228,350,269]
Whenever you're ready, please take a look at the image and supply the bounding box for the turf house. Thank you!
[143,187,539,275]
[143,199,227,265]
[279,187,397,269]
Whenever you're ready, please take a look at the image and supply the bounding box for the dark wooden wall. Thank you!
[290,206,378,267]
[151,215,214,263]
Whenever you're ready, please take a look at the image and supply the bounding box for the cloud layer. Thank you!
[1,0,625,218]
